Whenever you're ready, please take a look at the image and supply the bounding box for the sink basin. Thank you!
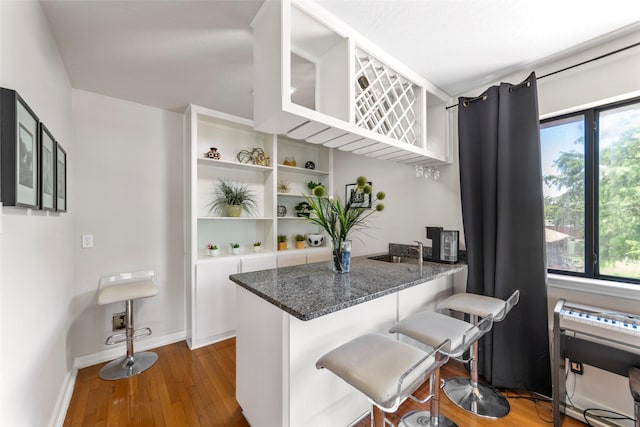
[368,254,417,264]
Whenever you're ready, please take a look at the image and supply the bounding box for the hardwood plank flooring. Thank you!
[64,339,585,426]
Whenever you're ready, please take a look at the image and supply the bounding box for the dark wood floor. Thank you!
[64,338,585,426]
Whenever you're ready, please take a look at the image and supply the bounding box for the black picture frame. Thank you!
[39,123,56,211]
[345,181,372,208]
[0,88,40,208]
[56,143,67,212]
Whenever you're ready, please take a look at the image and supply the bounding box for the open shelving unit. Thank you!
[184,104,333,349]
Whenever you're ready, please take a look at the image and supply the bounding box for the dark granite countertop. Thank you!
[229,255,467,321]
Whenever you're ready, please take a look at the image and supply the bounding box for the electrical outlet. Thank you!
[112,312,126,331]
[570,360,584,375]
[81,234,94,249]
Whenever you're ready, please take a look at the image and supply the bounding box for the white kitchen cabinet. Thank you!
[307,247,332,264]
[251,0,454,167]
[277,251,308,268]
[192,257,240,349]
[191,253,277,349]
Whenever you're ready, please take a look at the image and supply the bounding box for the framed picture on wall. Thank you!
[345,181,372,208]
[39,123,56,211]
[0,88,40,208]
[56,143,67,212]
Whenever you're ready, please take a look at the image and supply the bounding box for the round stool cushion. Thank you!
[390,311,473,355]
[98,280,158,305]
[316,333,434,409]
[439,293,506,320]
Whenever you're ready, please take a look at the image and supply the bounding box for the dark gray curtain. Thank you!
[458,72,551,397]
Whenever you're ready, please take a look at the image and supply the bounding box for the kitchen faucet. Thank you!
[407,240,424,270]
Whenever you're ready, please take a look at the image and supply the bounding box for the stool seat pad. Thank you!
[391,311,472,353]
[439,293,506,319]
[316,333,434,409]
[630,367,640,402]
[98,280,158,305]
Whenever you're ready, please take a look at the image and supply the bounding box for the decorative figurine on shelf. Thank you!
[254,148,271,166]
[295,201,311,217]
[277,205,287,217]
[283,157,297,167]
[206,147,221,160]
[236,147,271,166]
[304,161,315,170]
[278,180,291,193]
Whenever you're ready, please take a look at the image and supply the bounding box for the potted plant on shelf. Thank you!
[295,201,311,217]
[206,243,219,257]
[295,234,305,249]
[208,178,258,218]
[277,235,288,251]
[307,181,325,193]
[230,242,241,255]
[253,241,262,252]
[302,175,386,273]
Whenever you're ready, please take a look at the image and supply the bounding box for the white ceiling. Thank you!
[41,0,640,119]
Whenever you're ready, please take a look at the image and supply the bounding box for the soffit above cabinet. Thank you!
[251,0,454,168]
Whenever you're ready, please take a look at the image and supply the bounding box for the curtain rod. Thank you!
[445,40,640,110]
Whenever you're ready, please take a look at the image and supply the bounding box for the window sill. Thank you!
[547,273,640,301]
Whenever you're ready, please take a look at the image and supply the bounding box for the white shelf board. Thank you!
[277,164,329,176]
[197,157,273,173]
[277,192,306,198]
[277,216,313,220]
[197,216,274,221]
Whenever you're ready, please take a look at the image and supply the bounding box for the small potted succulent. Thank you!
[295,201,311,217]
[208,178,258,218]
[277,235,288,251]
[206,243,219,257]
[307,181,325,193]
[253,241,262,252]
[295,234,306,249]
[230,242,241,255]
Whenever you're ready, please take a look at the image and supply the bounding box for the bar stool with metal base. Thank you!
[390,311,494,427]
[438,290,520,419]
[98,270,158,380]
[316,333,450,427]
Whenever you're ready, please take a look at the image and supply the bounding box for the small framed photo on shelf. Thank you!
[345,181,372,208]
[39,123,56,211]
[56,143,67,212]
[0,88,40,208]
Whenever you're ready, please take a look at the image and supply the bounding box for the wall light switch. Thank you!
[81,234,94,249]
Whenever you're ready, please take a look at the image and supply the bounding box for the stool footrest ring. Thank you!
[104,327,153,345]
[400,410,458,427]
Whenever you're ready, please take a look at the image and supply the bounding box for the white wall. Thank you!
[460,31,640,425]
[333,142,463,257]
[0,1,74,426]
[71,90,185,360]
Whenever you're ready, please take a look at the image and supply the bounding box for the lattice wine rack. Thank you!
[354,48,419,146]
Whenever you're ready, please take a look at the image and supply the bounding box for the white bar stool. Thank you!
[438,290,520,419]
[316,333,450,427]
[390,311,494,427]
[98,270,158,380]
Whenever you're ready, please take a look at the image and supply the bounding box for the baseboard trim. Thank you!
[48,366,78,427]
[188,330,235,350]
[49,330,188,427]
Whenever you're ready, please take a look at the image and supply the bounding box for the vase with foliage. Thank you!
[208,179,258,217]
[302,175,386,273]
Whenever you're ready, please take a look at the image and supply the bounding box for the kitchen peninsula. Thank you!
[230,255,466,427]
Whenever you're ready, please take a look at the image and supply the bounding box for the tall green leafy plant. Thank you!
[208,178,258,216]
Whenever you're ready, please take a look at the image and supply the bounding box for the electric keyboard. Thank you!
[558,300,640,353]
[553,299,640,427]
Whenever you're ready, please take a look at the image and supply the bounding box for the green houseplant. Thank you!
[253,241,262,252]
[208,179,258,217]
[277,234,288,251]
[295,234,305,249]
[302,175,386,273]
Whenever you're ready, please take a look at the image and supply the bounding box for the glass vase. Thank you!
[332,240,352,274]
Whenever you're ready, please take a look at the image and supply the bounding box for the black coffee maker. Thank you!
[426,226,459,263]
